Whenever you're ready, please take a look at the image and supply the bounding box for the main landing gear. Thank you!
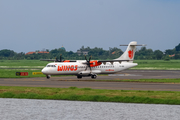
[77,74,97,79]
[91,74,97,79]
[77,75,82,79]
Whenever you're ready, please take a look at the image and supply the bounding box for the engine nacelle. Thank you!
[78,71,91,76]
[89,60,102,67]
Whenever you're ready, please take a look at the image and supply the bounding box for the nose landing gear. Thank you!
[46,75,51,79]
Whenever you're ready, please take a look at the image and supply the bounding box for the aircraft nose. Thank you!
[41,68,48,74]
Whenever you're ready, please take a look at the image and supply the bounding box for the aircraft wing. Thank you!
[98,60,132,62]
[81,59,133,65]
[40,59,55,62]
[97,60,133,64]
[40,59,77,62]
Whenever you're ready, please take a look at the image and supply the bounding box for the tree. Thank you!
[0,49,16,57]
[174,54,180,59]
[165,49,175,55]
[67,51,74,56]
[135,47,154,60]
[175,43,180,51]
[154,50,163,60]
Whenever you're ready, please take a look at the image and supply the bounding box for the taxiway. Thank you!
[0,70,180,91]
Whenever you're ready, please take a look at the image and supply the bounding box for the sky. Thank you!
[0,0,180,53]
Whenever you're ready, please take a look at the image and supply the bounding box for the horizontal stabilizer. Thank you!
[120,44,146,46]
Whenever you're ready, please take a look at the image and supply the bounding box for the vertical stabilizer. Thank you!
[114,41,137,62]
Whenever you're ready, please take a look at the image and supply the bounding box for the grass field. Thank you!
[0,69,46,78]
[0,60,49,66]
[94,78,180,83]
[0,86,180,105]
[0,60,47,78]
[1,60,180,104]
[133,60,180,70]
[1,59,180,69]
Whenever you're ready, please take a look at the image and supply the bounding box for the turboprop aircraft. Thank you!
[41,41,142,79]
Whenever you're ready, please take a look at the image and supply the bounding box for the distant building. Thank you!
[60,46,66,51]
[112,51,115,54]
[25,51,49,55]
[77,50,89,56]
[25,52,36,55]
[38,51,50,54]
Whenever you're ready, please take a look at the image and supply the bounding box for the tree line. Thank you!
[0,43,180,60]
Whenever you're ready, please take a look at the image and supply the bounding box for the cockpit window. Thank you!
[46,65,56,67]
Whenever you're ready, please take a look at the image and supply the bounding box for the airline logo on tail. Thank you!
[128,50,133,59]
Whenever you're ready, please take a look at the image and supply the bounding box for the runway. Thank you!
[0,70,180,91]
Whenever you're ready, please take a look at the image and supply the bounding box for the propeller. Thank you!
[55,57,58,62]
[60,54,62,62]
[55,54,63,62]
[85,55,92,71]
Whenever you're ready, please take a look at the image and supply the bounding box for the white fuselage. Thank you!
[41,61,137,76]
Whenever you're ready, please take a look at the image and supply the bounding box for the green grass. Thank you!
[0,60,48,78]
[133,60,180,70]
[93,78,180,83]
[0,86,180,105]
[121,78,180,83]
[0,69,46,78]
[1,59,180,69]
[0,60,49,66]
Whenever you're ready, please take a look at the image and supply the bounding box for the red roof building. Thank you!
[38,51,49,54]
[25,51,49,55]
[25,52,36,55]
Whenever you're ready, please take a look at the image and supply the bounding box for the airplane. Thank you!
[41,41,142,79]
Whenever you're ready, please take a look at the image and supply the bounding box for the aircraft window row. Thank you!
[78,66,86,68]
[93,66,114,68]
[119,65,124,67]
[67,67,76,68]
[77,66,114,68]
[46,65,56,67]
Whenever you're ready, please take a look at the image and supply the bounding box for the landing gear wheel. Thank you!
[46,75,51,79]
[77,75,82,79]
[91,75,97,79]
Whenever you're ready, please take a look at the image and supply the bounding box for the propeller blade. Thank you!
[89,56,91,62]
[85,66,87,71]
[84,55,92,72]
[60,54,62,62]
[85,55,88,61]
[89,66,92,72]
[55,57,58,62]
